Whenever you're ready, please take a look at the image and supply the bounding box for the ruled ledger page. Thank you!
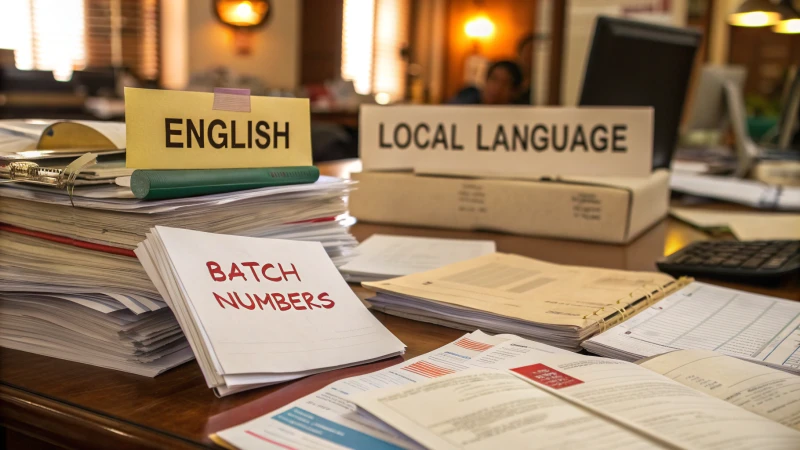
[587,282,800,371]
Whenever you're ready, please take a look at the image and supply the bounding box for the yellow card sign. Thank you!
[125,88,312,169]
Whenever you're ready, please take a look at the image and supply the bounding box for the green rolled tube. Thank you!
[130,166,320,200]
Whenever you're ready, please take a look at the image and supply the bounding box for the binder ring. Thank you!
[611,303,627,320]
[598,316,608,332]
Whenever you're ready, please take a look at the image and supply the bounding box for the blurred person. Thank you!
[450,60,523,105]
[515,33,535,104]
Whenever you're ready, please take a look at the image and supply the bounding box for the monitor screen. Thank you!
[579,16,701,170]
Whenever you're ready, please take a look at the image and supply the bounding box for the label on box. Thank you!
[360,105,653,178]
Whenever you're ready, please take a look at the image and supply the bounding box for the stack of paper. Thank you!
[363,253,681,351]
[135,226,406,396]
[347,352,800,449]
[583,282,800,374]
[0,228,193,374]
[671,172,800,210]
[0,292,193,376]
[0,176,357,262]
[213,332,800,449]
[0,171,358,377]
[338,234,496,282]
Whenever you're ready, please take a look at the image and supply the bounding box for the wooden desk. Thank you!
[1,160,798,449]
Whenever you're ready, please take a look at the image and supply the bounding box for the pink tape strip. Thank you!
[213,87,251,112]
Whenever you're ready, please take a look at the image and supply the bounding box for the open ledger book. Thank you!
[350,349,800,449]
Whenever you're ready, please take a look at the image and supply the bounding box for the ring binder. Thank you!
[589,277,694,334]
[0,153,98,205]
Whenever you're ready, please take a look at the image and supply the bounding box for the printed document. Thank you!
[364,253,674,328]
[213,330,568,449]
[339,234,496,282]
[351,353,800,450]
[639,349,800,430]
[364,253,678,350]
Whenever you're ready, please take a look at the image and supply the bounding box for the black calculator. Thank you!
[657,240,800,282]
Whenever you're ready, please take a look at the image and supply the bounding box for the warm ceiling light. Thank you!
[729,0,782,27]
[774,18,800,32]
[464,16,495,39]
[773,0,800,33]
[214,0,270,28]
[213,0,271,55]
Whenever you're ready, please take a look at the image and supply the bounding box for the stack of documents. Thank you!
[0,228,193,375]
[583,282,800,374]
[671,172,800,210]
[347,351,800,449]
[213,330,569,448]
[0,292,193,376]
[1,160,357,378]
[136,227,406,396]
[338,234,496,282]
[213,331,800,449]
[363,253,681,351]
[0,176,357,261]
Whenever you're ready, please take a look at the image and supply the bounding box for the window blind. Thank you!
[341,0,409,101]
[0,0,158,81]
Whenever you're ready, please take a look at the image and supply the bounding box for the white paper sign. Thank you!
[360,105,653,178]
[153,227,405,375]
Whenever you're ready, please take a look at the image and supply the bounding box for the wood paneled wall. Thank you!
[300,0,343,85]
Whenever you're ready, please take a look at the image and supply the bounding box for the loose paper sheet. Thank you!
[339,234,496,281]
[671,207,800,240]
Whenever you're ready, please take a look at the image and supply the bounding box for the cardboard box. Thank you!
[349,170,670,244]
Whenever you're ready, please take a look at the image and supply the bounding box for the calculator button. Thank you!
[762,257,788,269]
[742,258,765,268]
[721,260,742,267]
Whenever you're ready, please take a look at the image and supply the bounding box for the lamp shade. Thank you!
[729,0,782,26]
[214,0,271,28]
[773,0,800,33]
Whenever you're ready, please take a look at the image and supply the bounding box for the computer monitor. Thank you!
[685,65,747,132]
[777,67,799,150]
[579,16,701,170]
